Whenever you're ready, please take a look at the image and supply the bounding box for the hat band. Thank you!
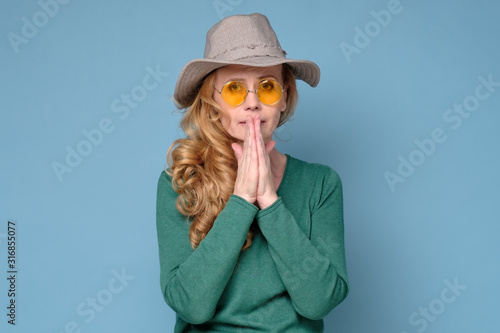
[208,43,286,61]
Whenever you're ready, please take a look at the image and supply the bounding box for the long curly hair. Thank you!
[167,64,298,250]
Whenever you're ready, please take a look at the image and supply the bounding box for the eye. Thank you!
[260,80,275,91]
[227,81,244,92]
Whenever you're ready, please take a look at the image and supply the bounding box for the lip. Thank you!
[239,120,265,124]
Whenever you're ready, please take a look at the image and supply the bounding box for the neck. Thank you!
[268,148,287,187]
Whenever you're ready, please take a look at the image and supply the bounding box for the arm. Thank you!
[256,168,349,320]
[156,171,258,324]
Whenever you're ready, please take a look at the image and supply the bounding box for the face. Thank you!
[212,64,287,144]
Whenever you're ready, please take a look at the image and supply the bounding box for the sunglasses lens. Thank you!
[257,80,283,105]
[221,81,247,106]
[219,80,283,106]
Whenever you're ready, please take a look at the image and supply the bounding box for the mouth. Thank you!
[239,120,265,124]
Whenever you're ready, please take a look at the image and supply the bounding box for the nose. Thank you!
[243,89,261,111]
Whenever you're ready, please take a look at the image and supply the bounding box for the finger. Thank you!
[255,124,275,199]
[255,119,270,174]
[243,115,252,153]
[255,118,271,159]
[254,115,263,152]
[232,116,259,204]
[248,115,257,158]
[239,116,257,176]
[254,114,261,136]
[254,117,278,208]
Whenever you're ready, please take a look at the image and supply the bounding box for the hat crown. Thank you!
[174,13,320,107]
[204,13,286,61]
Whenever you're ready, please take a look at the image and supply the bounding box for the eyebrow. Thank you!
[226,75,279,82]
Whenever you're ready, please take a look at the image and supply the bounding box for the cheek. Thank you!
[273,110,282,122]
[218,111,232,132]
[213,93,231,131]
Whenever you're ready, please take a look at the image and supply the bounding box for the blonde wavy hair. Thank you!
[167,64,298,250]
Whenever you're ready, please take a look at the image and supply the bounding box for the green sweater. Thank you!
[156,155,349,332]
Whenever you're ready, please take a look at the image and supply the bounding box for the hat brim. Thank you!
[173,56,320,107]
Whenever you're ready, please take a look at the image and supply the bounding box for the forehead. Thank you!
[214,64,283,82]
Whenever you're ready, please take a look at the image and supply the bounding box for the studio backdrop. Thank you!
[1,0,499,332]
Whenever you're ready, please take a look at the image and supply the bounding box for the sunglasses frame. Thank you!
[214,79,285,106]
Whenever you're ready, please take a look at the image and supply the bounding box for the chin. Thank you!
[226,126,275,144]
[227,130,244,143]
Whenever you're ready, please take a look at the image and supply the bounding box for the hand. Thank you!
[231,115,278,209]
[254,117,279,209]
[231,115,259,204]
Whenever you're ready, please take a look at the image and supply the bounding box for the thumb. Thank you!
[231,142,243,160]
[265,140,276,155]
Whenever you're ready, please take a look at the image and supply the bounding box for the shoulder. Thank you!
[279,155,343,219]
[156,170,177,201]
[286,155,342,188]
[158,169,172,183]
[157,169,172,187]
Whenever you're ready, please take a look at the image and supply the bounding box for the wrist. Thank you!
[257,193,278,210]
[233,192,255,204]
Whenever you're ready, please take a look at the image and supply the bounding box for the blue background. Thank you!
[1,0,499,332]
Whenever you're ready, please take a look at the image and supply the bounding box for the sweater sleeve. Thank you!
[256,167,349,320]
[156,171,258,324]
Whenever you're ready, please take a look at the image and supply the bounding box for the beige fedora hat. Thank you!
[174,13,320,107]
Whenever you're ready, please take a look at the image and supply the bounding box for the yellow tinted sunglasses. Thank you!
[215,80,284,106]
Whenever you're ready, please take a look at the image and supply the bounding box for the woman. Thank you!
[157,13,349,332]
